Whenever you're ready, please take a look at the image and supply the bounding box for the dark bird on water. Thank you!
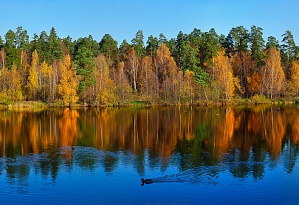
[141,178,154,185]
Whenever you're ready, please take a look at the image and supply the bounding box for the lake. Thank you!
[0,105,298,205]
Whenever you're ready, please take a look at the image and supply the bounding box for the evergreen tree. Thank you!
[15,26,29,66]
[250,25,266,68]
[281,30,298,78]
[63,35,75,56]
[146,35,159,59]
[74,47,95,105]
[48,27,63,63]
[281,30,297,63]
[0,36,4,49]
[119,39,132,62]
[4,29,20,69]
[229,26,250,53]
[181,41,209,88]
[99,34,118,61]
[158,33,167,46]
[15,26,29,51]
[131,30,144,58]
[266,36,280,49]
[199,28,220,70]
[74,35,99,57]
[174,31,187,70]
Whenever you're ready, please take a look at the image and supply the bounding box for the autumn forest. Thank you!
[0,26,298,106]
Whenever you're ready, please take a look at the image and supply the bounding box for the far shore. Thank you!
[0,98,298,110]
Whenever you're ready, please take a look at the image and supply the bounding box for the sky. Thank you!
[1,0,299,45]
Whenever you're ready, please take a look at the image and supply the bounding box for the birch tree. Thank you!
[261,48,285,99]
[57,54,78,106]
[26,50,39,100]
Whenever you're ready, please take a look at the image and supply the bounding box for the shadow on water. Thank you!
[2,145,296,188]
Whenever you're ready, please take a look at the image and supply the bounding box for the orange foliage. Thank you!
[247,71,261,95]
[58,108,79,146]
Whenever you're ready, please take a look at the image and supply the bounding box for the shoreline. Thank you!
[0,98,298,110]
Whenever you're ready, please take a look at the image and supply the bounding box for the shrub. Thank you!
[0,92,12,105]
[251,94,272,104]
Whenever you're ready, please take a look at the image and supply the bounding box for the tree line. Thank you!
[0,26,298,106]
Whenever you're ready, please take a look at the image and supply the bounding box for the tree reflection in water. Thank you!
[0,105,298,184]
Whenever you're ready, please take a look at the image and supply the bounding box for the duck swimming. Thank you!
[141,178,154,185]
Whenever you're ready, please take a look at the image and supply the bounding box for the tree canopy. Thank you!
[0,26,297,105]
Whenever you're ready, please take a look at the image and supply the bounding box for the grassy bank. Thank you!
[0,101,48,110]
[1,96,298,110]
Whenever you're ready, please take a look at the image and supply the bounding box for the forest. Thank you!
[0,26,298,106]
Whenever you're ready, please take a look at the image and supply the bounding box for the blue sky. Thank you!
[2,0,299,45]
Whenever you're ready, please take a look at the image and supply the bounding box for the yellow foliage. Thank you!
[214,51,235,100]
[94,55,116,105]
[0,65,23,102]
[233,77,243,95]
[291,61,299,82]
[262,48,285,98]
[27,50,39,99]
[180,70,195,103]
[57,54,79,106]
[40,61,52,78]
[7,67,23,101]
[156,44,177,78]
[155,44,179,100]
[288,61,299,96]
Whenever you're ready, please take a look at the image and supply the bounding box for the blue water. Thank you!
[0,146,298,205]
[1,106,299,204]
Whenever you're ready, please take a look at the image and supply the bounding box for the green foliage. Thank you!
[194,67,210,88]
[15,26,29,50]
[131,30,145,57]
[281,30,297,63]
[281,30,298,79]
[128,101,151,107]
[0,36,4,48]
[146,35,159,58]
[224,26,250,58]
[158,33,167,46]
[181,40,199,71]
[74,47,95,99]
[0,25,297,106]
[251,94,272,104]
[34,31,49,63]
[5,30,15,48]
[99,34,118,61]
[199,28,220,68]
[173,31,187,69]
[250,25,266,67]
[74,35,100,57]
[181,40,210,88]
[266,36,280,50]
[48,27,63,62]
[0,92,12,105]
[63,36,75,55]
[4,29,21,69]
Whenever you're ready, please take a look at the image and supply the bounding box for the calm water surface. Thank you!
[0,105,299,204]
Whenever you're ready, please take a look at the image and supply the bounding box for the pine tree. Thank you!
[74,47,95,105]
